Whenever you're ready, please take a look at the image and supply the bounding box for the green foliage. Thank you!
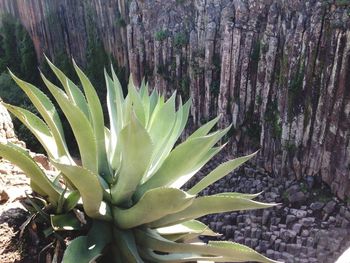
[0,14,20,73]
[256,95,263,106]
[283,141,297,155]
[299,182,308,194]
[191,59,204,76]
[282,191,289,203]
[115,17,127,27]
[264,100,282,139]
[278,54,289,86]
[288,60,305,120]
[250,41,261,62]
[110,58,127,93]
[17,24,39,83]
[245,105,261,147]
[85,7,110,101]
[0,14,42,151]
[180,76,190,99]
[86,33,109,89]
[0,14,39,80]
[0,73,44,152]
[210,79,220,97]
[174,32,188,49]
[332,0,350,6]
[176,0,186,4]
[0,73,26,104]
[213,53,221,71]
[154,29,169,42]
[246,119,261,146]
[41,51,77,84]
[0,61,280,263]
[156,63,174,83]
[211,54,221,99]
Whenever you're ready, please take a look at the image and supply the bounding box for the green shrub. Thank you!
[264,100,282,139]
[250,41,261,62]
[115,17,127,27]
[0,59,280,263]
[154,29,168,42]
[288,60,305,120]
[174,32,188,49]
[176,0,186,4]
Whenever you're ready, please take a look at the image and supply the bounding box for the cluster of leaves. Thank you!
[154,29,169,42]
[174,32,189,49]
[0,13,127,153]
[264,100,282,139]
[0,14,38,82]
[0,57,281,263]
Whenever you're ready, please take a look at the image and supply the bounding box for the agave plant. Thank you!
[0,58,281,263]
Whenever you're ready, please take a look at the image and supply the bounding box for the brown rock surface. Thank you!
[0,100,18,143]
[0,0,349,199]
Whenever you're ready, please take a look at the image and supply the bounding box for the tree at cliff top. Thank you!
[0,14,39,81]
[0,14,20,73]
[0,14,43,151]
[85,9,111,105]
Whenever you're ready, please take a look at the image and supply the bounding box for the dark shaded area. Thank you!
[0,13,127,157]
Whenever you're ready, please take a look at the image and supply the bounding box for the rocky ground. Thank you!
[1,152,350,263]
[0,159,34,262]
[186,154,350,263]
[0,156,63,263]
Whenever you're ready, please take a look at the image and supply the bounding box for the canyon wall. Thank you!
[0,0,349,199]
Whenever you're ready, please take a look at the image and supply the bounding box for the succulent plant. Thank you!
[0,58,281,263]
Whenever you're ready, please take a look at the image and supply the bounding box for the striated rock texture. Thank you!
[185,157,350,263]
[0,0,349,199]
[0,100,17,142]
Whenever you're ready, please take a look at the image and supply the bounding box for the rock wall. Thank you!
[186,156,350,263]
[0,0,349,199]
[0,100,17,143]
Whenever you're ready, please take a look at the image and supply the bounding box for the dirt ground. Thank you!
[0,160,62,263]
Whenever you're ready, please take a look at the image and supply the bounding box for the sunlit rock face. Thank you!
[0,0,349,199]
[0,100,16,142]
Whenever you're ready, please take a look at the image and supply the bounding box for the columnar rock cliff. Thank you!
[0,0,349,199]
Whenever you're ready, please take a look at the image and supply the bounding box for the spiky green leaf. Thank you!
[50,161,105,219]
[73,60,111,180]
[0,142,60,205]
[111,113,153,205]
[63,190,81,212]
[3,103,59,159]
[113,228,144,263]
[128,77,146,126]
[150,195,276,227]
[135,229,281,263]
[188,151,258,195]
[9,71,69,158]
[113,188,194,229]
[50,213,83,231]
[156,220,219,242]
[41,74,98,173]
[187,115,220,140]
[62,220,112,263]
[45,56,91,120]
[105,69,123,170]
[137,127,230,198]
